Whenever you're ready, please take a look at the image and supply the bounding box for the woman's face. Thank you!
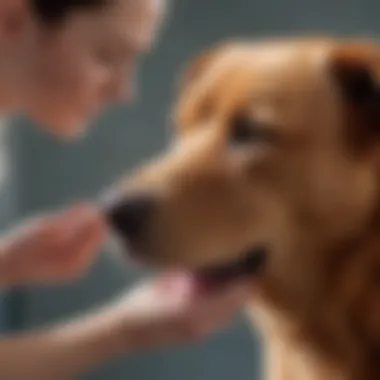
[14,0,167,139]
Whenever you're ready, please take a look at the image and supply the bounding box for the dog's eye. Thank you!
[230,116,275,145]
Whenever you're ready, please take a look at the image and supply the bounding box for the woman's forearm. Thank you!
[0,305,131,380]
[0,247,18,287]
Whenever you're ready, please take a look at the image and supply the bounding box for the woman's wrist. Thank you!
[0,300,140,380]
[39,304,134,377]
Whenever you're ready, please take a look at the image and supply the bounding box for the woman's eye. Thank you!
[230,116,275,145]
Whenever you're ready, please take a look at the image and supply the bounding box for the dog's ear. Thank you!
[328,42,380,149]
[174,44,227,129]
[179,50,216,91]
[178,42,230,92]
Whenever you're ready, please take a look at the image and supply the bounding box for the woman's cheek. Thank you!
[81,61,114,103]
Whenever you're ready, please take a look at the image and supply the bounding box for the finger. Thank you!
[52,203,105,241]
[55,211,108,278]
[156,271,195,295]
[162,282,252,343]
[125,308,212,351]
[43,203,106,250]
[5,203,99,254]
[196,294,248,334]
[186,281,252,329]
[34,204,107,280]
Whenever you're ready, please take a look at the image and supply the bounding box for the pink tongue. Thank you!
[157,271,201,292]
[157,271,225,294]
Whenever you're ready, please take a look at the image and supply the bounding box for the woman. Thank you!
[0,1,251,379]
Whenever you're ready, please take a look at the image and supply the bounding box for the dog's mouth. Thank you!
[110,229,267,289]
[192,247,268,290]
[127,245,268,290]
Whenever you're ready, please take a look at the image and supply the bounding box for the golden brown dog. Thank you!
[105,36,380,380]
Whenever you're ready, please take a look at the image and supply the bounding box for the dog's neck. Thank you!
[252,205,380,379]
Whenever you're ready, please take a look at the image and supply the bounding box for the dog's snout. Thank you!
[104,193,155,241]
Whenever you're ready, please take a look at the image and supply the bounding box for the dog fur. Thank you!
[114,36,380,380]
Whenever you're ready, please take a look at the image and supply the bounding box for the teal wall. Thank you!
[6,0,380,378]
[0,123,20,331]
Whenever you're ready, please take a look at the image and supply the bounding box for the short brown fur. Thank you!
[117,37,380,380]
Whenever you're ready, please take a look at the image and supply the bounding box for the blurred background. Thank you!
[0,0,379,378]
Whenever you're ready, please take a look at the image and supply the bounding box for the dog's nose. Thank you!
[104,193,155,241]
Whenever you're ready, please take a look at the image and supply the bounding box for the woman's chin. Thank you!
[37,115,90,142]
[27,102,101,141]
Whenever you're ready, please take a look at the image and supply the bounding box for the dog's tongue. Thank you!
[157,248,267,293]
[157,270,237,294]
[157,272,197,292]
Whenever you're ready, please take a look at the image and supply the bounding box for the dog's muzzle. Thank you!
[101,190,268,283]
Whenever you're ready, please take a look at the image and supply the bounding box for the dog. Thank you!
[105,36,380,380]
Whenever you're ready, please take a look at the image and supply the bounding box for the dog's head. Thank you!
[104,38,380,289]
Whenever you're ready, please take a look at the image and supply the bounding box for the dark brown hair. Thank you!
[30,0,109,25]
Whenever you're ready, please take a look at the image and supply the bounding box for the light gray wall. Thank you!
[9,0,380,378]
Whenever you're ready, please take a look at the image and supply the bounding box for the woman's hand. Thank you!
[106,272,252,350]
[0,203,107,286]
[47,272,252,378]
[0,272,252,380]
